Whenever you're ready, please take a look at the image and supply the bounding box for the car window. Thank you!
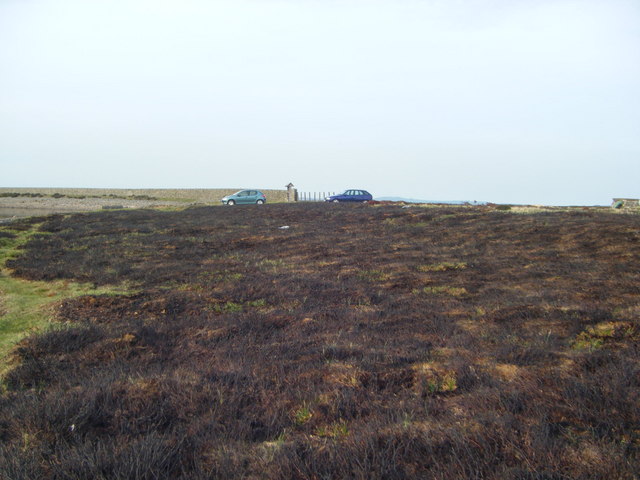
[249,191,256,196]
[238,191,248,196]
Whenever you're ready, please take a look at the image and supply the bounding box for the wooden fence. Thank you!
[297,192,336,202]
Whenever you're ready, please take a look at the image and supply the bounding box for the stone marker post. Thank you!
[286,183,296,202]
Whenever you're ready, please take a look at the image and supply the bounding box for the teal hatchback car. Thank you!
[221,190,267,205]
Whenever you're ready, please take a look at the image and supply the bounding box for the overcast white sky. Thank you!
[1,0,638,205]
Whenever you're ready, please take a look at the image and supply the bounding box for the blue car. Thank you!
[221,190,267,205]
[325,189,373,203]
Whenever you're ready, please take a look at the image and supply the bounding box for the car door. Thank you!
[247,191,259,203]
[237,191,250,204]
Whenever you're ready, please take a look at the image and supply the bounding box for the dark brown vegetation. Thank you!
[1,203,639,479]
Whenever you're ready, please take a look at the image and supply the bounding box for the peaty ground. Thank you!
[0,203,639,479]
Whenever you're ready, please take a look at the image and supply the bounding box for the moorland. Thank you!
[0,188,290,221]
[0,202,638,479]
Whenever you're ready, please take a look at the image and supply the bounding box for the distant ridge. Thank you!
[374,197,487,205]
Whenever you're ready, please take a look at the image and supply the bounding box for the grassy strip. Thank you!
[0,223,133,371]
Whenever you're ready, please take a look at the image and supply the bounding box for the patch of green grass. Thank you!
[426,373,458,394]
[293,403,313,426]
[315,420,349,438]
[245,298,267,308]
[571,322,619,352]
[257,258,287,271]
[208,298,267,314]
[411,221,431,228]
[0,224,135,371]
[357,269,389,282]
[215,301,243,314]
[434,214,457,221]
[417,261,467,272]
[440,373,458,392]
[401,412,413,428]
[416,285,468,297]
[197,270,244,283]
[571,336,603,352]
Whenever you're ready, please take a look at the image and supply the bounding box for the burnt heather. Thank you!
[1,203,639,479]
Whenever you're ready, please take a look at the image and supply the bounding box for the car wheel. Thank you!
[256,199,264,205]
[227,200,235,206]
[333,199,339,203]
